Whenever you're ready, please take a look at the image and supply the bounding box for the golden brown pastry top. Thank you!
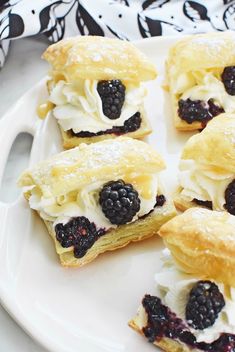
[18,137,165,198]
[42,36,157,83]
[181,113,235,173]
[167,31,235,76]
[159,208,235,287]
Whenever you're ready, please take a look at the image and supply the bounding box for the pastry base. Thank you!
[60,109,152,149]
[41,199,176,267]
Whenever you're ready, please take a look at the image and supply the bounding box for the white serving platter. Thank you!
[0,36,195,352]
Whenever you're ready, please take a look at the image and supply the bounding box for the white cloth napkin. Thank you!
[0,0,234,67]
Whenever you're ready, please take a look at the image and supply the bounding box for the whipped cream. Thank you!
[180,72,235,112]
[155,251,235,343]
[49,79,146,133]
[178,160,234,209]
[28,174,159,230]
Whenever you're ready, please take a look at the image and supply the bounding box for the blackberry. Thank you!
[55,216,106,258]
[155,194,166,207]
[222,66,235,95]
[178,98,224,124]
[186,280,225,330]
[193,198,213,210]
[224,180,235,215]
[99,180,140,225]
[97,79,126,119]
[123,112,141,132]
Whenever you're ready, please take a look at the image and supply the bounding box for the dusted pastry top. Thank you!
[181,114,235,174]
[18,137,166,236]
[158,208,235,287]
[167,31,235,78]
[42,35,157,83]
[18,137,165,197]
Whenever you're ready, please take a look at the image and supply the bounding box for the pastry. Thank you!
[18,137,176,267]
[129,208,235,351]
[40,35,157,149]
[174,113,235,214]
[165,31,235,131]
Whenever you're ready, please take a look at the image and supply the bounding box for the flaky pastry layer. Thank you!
[42,199,176,267]
[158,208,235,287]
[165,31,235,130]
[18,137,165,198]
[42,36,157,83]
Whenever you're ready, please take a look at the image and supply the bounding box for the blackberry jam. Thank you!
[142,294,234,351]
[70,112,142,138]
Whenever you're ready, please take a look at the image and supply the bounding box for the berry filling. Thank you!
[97,79,126,119]
[222,66,235,96]
[70,112,142,138]
[178,98,224,125]
[99,180,140,225]
[142,294,234,351]
[224,180,235,215]
[193,198,213,210]
[186,281,225,330]
[55,216,106,258]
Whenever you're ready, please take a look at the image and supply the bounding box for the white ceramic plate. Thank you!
[0,36,195,352]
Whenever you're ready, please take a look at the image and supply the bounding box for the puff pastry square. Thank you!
[174,113,235,214]
[166,31,235,131]
[18,137,176,267]
[129,208,235,351]
[40,36,157,149]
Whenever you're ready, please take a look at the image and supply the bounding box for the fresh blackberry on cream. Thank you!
[186,281,225,330]
[99,180,140,225]
[97,80,125,119]
[222,66,235,96]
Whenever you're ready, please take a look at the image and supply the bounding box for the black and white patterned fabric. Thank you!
[0,0,235,67]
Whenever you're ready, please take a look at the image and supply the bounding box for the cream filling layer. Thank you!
[27,175,159,230]
[178,160,234,209]
[154,251,235,343]
[181,73,235,112]
[49,79,146,134]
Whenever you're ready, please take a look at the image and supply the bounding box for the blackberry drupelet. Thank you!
[222,66,235,95]
[99,180,140,225]
[178,98,224,124]
[193,198,213,210]
[97,79,126,119]
[55,216,106,258]
[186,280,225,330]
[224,180,235,215]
